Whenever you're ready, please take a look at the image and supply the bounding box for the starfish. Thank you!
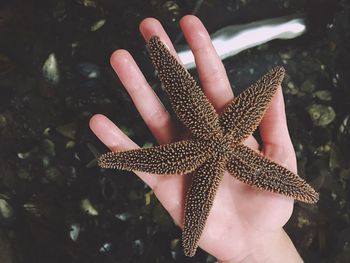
[98,36,319,257]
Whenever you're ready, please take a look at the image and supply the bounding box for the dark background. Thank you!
[0,0,349,262]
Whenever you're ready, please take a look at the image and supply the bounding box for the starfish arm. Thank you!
[98,140,211,175]
[148,36,221,140]
[182,156,225,257]
[227,144,319,203]
[219,66,285,143]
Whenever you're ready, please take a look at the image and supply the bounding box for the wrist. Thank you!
[218,229,303,263]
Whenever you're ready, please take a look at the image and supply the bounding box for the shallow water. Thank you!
[0,0,349,262]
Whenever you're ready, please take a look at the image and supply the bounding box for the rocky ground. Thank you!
[0,0,349,262]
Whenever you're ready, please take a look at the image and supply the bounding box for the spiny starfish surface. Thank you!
[98,36,319,257]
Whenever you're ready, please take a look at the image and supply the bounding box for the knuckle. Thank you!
[201,67,226,86]
[147,108,171,128]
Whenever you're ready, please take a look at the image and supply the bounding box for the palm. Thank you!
[90,16,297,261]
[152,152,294,260]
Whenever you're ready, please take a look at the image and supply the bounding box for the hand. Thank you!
[90,15,303,263]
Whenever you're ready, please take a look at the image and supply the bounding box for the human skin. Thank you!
[89,15,303,263]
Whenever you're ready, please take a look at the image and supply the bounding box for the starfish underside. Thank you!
[98,36,319,257]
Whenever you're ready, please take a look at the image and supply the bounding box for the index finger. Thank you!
[259,87,297,173]
[89,115,185,225]
[89,114,159,189]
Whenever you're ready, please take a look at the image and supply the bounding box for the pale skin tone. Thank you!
[90,15,303,263]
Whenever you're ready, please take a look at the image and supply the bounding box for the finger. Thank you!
[90,114,185,224]
[180,15,233,111]
[140,16,258,152]
[110,50,176,144]
[89,114,158,189]
[259,87,297,172]
[139,18,180,60]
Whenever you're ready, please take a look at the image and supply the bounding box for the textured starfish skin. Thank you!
[98,36,319,257]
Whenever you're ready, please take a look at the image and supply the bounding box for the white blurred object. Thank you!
[42,53,60,84]
[177,15,307,69]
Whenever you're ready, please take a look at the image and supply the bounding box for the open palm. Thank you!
[90,15,300,262]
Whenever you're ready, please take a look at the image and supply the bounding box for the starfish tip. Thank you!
[295,182,320,204]
[97,152,115,169]
[183,245,197,257]
[306,189,320,204]
[148,35,166,50]
[271,65,286,83]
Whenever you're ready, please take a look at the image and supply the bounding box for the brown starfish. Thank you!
[98,36,319,257]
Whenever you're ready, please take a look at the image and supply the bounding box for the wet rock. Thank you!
[44,166,64,185]
[170,238,179,250]
[315,142,331,154]
[307,104,336,127]
[120,126,135,137]
[279,51,292,60]
[340,168,350,181]
[99,242,112,253]
[297,214,311,228]
[41,156,50,168]
[69,223,80,242]
[75,0,97,8]
[128,190,140,201]
[65,140,75,149]
[0,53,15,75]
[206,255,217,263]
[339,116,349,134]
[115,212,130,221]
[314,90,332,101]
[170,238,179,259]
[56,122,77,140]
[100,177,117,200]
[142,142,154,148]
[152,203,172,227]
[162,1,180,16]
[301,79,316,93]
[0,194,14,225]
[80,198,98,216]
[132,239,144,256]
[329,145,341,170]
[23,203,40,217]
[0,230,14,263]
[0,114,7,129]
[17,168,32,181]
[76,63,101,79]
[17,151,31,160]
[42,128,51,137]
[65,166,77,185]
[41,139,56,157]
[286,81,299,95]
[42,53,60,85]
[53,1,67,22]
[91,19,106,32]
[144,190,153,205]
